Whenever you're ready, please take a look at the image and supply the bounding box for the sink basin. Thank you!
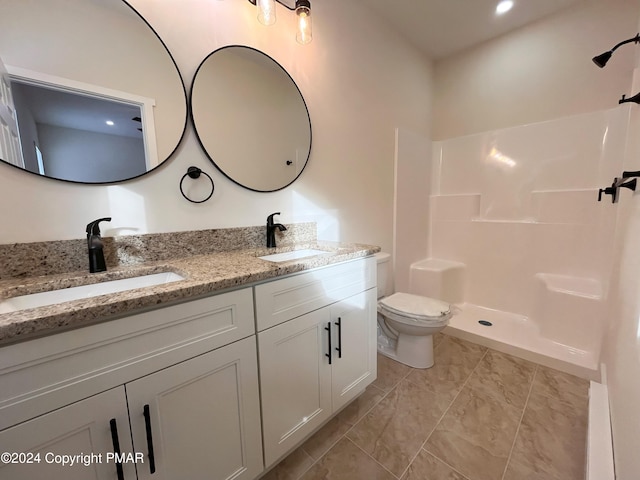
[0,272,185,314]
[258,248,331,263]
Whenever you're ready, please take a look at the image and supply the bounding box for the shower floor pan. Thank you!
[444,303,599,381]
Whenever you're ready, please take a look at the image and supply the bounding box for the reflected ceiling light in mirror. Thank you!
[496,1,514,15]
[106,120,115,126]
[592,33,640,68]
[248,0,312,44]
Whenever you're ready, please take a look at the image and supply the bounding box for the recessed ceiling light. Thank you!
[496,0,514,15]
[105,120,115,126]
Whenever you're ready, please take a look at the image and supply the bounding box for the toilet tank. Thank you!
[375,252,392,299]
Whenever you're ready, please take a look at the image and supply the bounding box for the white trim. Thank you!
[0,60,25,168]
[6,65,159,170]
[587,381,615,480]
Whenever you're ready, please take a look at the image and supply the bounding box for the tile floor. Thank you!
[261,334,590,480]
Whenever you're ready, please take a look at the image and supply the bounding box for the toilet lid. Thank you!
[379,292,451,321]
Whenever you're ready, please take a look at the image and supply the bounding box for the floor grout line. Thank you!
[316,380,406,479]
[285,338,587,480]
[340,377,411,479]
[331,356,439,479]
[347,436,403,479]
[293,381,394,480]
[500,364,539,480]
[419,449,472,480]
[397,345,490,480]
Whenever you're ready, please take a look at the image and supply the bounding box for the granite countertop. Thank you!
[0,242,380,346]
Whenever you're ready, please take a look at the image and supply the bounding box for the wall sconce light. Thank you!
[248,0,312,44]
[592,33,640,67]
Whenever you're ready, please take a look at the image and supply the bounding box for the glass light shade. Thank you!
[257,0,276,26]
[296,6,312,44]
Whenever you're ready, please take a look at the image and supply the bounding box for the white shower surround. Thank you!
[424,106,631,380]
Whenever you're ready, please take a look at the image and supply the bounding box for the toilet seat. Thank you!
[378,292,452,326]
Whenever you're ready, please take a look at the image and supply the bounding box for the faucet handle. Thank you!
[598,186,616,203]
[86,217,112,235]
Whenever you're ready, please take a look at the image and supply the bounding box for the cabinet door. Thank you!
[0,387,134,480]
[330,288,378,412]
[126,336,263,480]
[258,308,332,467]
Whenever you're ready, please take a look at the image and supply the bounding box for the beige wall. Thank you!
[0,0,433,252]
[433,0,639,140]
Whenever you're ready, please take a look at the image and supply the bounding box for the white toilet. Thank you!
[376,252,453,368]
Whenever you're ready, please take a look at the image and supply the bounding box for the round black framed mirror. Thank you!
[190,46,312,192]
[0,0,187,184]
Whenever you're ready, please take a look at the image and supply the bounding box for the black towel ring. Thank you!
[180,166,214,203]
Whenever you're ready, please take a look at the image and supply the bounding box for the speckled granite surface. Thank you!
[0,223,317,280]
[0,225,379,345]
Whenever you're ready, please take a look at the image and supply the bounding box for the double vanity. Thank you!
[0,1,374,477]
[0,232,379,480]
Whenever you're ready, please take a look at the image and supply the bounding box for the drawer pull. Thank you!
[143,404,156,474]
[335,317,342,358]
[109,419,125,480]
[325,322,332,365]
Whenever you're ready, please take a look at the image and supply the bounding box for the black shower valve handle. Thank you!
[599,177,637,203]
[622,170,640,179]
[598,185,617,203]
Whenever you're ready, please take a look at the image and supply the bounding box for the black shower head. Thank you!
[592,50,613,68]
[619,92,640,105]
[593,33,640,68]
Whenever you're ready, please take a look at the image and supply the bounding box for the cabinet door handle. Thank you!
[109,419,125,480]
[325,322,332,365]
[334,317,342,359]
[143,404,157,474]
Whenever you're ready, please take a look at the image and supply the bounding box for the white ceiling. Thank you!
[361,0,585,59]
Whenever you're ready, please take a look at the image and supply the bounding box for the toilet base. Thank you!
[397,333,435,368]
[377,332,435,369]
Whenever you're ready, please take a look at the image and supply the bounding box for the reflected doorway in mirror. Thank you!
[8,66,158,184]
[0,57,23,168]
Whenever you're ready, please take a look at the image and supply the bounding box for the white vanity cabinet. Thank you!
[329,290,378,411]
[0,288,263,480]
[126,336,262,480]
[0,254,378,479]
[0,386,135,480]
[255,257,377,467]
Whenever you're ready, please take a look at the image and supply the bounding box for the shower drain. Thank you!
[478,320,493,326]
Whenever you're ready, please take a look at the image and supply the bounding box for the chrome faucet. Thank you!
[266,212,287,248]
[86,217,111,273]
